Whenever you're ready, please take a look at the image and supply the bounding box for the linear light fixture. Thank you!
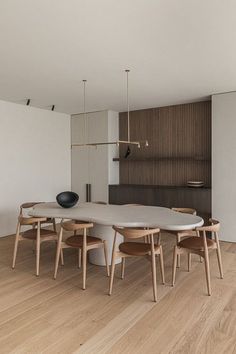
[71,70,148,149]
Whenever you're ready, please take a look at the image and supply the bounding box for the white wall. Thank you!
[0,100,71,237]
[212,92,236,242]
[71,110,119,203]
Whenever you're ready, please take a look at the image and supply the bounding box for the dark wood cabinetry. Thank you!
[109,101,212,217]
[109,184,211,219]
[118,101,211,186]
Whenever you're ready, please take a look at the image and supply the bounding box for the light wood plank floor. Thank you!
[0,233,235,354]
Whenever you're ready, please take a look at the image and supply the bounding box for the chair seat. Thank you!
[65,235,102,248]
[119,242,159,256]
[178,236,215,250]
[22,228,57,240]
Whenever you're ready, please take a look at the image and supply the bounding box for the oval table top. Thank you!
[30,202,203,231]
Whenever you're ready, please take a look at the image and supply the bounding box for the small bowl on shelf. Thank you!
[187,181,205,188]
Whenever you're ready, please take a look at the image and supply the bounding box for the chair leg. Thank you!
[82,247,87,290]
[121,258,125,279]
[159,245,165,284]
[36,227,40,277]
[32,240,35,253]
[52,218,57,232]
[197,230,203,263]
[78,249,81,268]
[12,222,20,269]
[55,239,64,266]
[54,228,63,279]
[204,251,211,296]
[109,233,117,296]
[103,241,110,277]
[172,246,178,286]
[150,235,157,302]
[188,253,191,272]
[109,256,116,295]
[60,249,64,266]
[215,232,223,279]
[177,234,181,268]
[157,232,161,246]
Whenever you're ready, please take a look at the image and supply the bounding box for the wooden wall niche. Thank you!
[118,101,211,186]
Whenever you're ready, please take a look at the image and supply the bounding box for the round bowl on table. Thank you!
[56,191,79,208]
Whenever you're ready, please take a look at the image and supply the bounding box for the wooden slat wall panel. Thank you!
[119,101,211,186]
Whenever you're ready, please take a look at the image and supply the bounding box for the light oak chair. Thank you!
[15,202,63,259]
[54,220,110,289]
[122,204,154,243]
[19,202,57,229]
[109,226,165,302]
[171,207,197,267]
[12,205,61,276]
[70,204,107,268]
[172,219,223,296]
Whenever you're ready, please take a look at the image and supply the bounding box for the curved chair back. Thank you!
[113,226,160,239]
[61,220,93,232]
[18,216,47,226]
[172,207,197,215]
[20,202,42,209]
[196,219,220,233]
[20,202,42,215]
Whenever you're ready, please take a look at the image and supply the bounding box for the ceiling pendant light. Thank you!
[72,70,148,148]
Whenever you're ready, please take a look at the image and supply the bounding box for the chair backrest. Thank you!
[196,219,220,233]
[19,202,43,219]
[62,220,93,232]
[172,207,197,215]
[18,216,47,225]
[20,202,42,210]
[113,226,160,239]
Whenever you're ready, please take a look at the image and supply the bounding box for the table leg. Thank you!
[89,224,123,266]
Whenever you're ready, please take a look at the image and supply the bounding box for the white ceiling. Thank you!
[0,0,236,114]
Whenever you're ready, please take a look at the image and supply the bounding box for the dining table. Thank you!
[30,202,204,266]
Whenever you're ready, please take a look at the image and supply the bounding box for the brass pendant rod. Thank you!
[72,140,141,148]
[72,71,148,149]
[125,69,130,142]
[82,79,87,144]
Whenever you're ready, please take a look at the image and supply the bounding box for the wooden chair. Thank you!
[12,211,61,276]
[74,200,107,267]
[172,219,223,296]
[109,226,165,302]
[20,202,57,230]
[122,204,154,243]
[171,207,197,267]
[54,220,110,289]
[16,202,63,259]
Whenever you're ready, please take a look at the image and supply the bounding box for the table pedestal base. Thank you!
[89,224,123,266]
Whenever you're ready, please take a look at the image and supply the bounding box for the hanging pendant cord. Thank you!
[125,69,130,142]
[83,80,87,145]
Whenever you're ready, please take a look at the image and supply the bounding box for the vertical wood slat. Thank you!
[119,101,211,186]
